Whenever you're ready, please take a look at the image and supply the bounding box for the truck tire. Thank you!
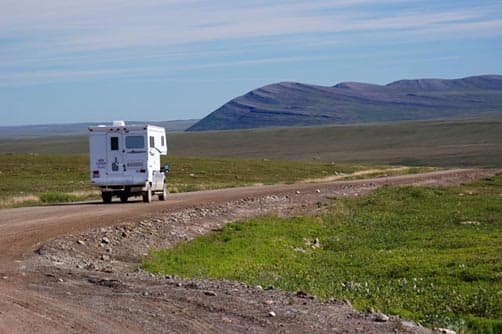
[102,192,112,204]
[142,185,152,203]
[120,192,128,203]
[158,184,167,201]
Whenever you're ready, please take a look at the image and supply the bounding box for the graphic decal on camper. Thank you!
[112,157,119,172]
[96,159,106,169]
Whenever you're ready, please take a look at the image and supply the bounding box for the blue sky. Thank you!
[1,0,501,126]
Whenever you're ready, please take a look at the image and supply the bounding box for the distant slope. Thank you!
[187,75,502,131]
[0,119,199,139]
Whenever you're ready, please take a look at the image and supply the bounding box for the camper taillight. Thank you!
[93,170,100,178]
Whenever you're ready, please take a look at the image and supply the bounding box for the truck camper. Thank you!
[88,121,169,203]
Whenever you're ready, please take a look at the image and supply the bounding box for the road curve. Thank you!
[1,168,498,268]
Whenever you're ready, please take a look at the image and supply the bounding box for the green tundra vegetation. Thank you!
[0,153,400,207]
[144,174,502,334]
[0,154,93,207]
[1,118,501,167]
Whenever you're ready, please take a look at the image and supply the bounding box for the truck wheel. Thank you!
[158,184,167,201]
[142,186,152,203]
[102,192,112,204]
[120,192,128,203]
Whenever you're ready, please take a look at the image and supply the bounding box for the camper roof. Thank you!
[88,122,165,132]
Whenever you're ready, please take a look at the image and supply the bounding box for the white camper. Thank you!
[88,121,169,203]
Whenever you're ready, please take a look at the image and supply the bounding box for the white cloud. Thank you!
[1,0,501,86]
[4,3,497,53]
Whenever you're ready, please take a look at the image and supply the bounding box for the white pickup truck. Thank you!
[88,121,169,203]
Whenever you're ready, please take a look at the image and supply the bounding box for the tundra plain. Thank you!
[1,118,501,167]
[0,153,420,208]
[0,118,501,333]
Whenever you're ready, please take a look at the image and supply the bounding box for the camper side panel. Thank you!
[145,127,167,191]
[89,132,107,184]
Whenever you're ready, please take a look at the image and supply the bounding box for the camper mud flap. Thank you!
[152,171,165,191]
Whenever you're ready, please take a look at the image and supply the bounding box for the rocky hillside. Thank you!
[187,75,502,131]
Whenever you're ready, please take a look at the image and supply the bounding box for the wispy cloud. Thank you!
[11,2,496,52]
[1,0,501,86]
[0,68,143,86]
[0,56,314,86]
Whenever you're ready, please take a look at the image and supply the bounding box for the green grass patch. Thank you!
[38,191,81,204]
[0,153,95,207]
[144,175,502,333]
[0,153,386,208]
[164,156,382,193]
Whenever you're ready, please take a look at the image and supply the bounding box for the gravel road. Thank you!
[0,169,498,334]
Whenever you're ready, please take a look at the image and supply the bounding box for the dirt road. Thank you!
[0,169,498,333]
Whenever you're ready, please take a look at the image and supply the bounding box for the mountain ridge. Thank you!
[187,75,502,131]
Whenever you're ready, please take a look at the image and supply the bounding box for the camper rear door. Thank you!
[106,132,125,176]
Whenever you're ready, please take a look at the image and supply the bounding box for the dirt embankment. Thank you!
[0,169,498,334]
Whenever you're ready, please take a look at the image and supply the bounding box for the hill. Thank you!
[187,75,502,131]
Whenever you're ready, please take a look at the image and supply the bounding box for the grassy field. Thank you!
[169,117,502,167]
[0,154,95,207]
[144,174,502,333]
[1,118,501,167]
[0,153,391,207]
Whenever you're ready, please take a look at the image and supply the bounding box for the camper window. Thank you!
[110,137,119,151]
[125,136,144,149]
[149,136,155,148]
[161,136,165,147]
